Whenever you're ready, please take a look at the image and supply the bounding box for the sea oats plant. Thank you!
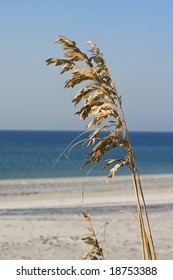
[81,211,104,260]
[46,35,156,260]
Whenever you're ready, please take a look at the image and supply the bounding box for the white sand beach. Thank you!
[0,174,173,260]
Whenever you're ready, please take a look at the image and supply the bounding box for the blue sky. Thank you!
[1,0,173,131]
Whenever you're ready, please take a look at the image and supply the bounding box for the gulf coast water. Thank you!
[0,130,173,179]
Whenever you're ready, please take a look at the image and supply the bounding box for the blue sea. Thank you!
[0,130,173,179]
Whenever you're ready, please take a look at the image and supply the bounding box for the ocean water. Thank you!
[0,130,173,179]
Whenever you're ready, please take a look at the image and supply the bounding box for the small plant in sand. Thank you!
[81,211,104,260]
[46,35,156,260]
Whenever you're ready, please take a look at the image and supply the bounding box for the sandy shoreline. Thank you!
[0,174,173,259]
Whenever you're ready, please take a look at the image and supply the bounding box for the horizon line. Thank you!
[0,129,173,133]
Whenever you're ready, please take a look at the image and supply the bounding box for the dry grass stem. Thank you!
[46,35,156,260]
[81,211,104,260]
